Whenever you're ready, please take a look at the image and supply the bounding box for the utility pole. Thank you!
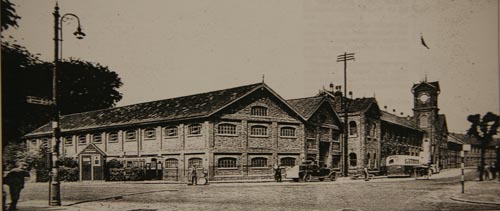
[337,52,355,177]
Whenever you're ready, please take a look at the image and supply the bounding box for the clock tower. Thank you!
[412,81,441,164]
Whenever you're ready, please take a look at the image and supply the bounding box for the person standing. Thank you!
[275,166,282,182]
[190,165,197,185]
[3,162,29,211]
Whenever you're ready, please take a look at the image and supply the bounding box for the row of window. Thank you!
[55,124,297,146]
[59,125,202,145]
[217,157,296,168]
[122,157,297,169]
[217,124,296,137]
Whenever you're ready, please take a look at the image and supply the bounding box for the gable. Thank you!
[77,144,106,156]
[216,88,303,122]
[307,102,341,127]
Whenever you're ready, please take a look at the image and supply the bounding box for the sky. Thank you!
[3,0,499,134]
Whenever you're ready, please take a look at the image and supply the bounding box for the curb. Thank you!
[450,196,500,205]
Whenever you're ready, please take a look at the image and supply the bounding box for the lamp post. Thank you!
[337,52,355,177]
[49,3,85,206]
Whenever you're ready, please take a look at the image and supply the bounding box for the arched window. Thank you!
[251,106,268,116]
[165,158,178,168]
[280,157,296,167]
[371,123,377,137]
[367,153,371,168]
[188,158,203,168]
[125,130,137,141]
[349,153,357,167]
[144,128,156,139]
[188,124,202,135]
[92,133,102,143]
[108,132,119,143]
[251,157,268,167]
[349,121,357,136]
[420,115,428,128]
[41,138,50,148]
[218,157,237,168]
[64,136,73,145]
[250,125,268,136]
[217,123,237,135]
[164,126,178,137]
[280,127,296,137]
[78,135,87,144]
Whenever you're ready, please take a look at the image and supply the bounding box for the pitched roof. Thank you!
[286,96,324,119]
[380,110,422,131]
[25,83,265,137]
[346,97,378,113]
[411,81,440,92]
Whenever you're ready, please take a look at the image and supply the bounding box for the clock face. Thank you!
[419,93,430,103]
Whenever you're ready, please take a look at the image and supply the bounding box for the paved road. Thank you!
[15,169,500,211]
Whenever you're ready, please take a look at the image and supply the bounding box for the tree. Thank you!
[1,42,123,147]
[1,0,20,31]
[467,112,500,181]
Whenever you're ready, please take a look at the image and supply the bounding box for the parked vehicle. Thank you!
[285,161,337,182]
[386,155,439,178]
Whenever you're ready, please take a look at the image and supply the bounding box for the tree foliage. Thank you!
[467,112,499,181]
[1,0,20,31]
[2,42,123,147]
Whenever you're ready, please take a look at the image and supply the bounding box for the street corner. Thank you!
[450,180,500,206]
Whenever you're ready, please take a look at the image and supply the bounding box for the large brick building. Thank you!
[24,83,343,181]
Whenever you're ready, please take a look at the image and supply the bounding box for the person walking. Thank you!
[190,165,198,185]
[363,166,369,181]
[3,162,29,211]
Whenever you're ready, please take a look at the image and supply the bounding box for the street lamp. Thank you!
[49,2,85,206]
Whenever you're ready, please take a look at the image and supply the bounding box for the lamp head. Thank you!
[74,26,86,39]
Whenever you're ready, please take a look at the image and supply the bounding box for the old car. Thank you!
[285,161,337,182]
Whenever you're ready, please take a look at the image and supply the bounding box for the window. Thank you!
[250,125,268,136]
[280,127,296,137]
[218,124,237,135]
[349,153,357,167]
[188,124,202,135]
[349,121,357,136]
[165,158,178,168]
[188,158,203,168]
[125,130,137,141]
[251,157,268,167]
[92,133,102,143]
[41,139,49,148]
[218,157,237,168]
[251,106,268,116]
[64,136,73,145]
[164,126,178,137]
[109,132,119,143]
[420,115,428,128]
[144,128,156,139]
[280,157,296,167]
[78,135,87,145]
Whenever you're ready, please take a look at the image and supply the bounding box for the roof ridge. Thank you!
[286,95,324,101]
[60,82,262,118]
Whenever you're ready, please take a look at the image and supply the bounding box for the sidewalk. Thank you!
[450,179,500,205]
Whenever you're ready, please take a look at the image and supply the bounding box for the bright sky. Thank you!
[4,0,499,133]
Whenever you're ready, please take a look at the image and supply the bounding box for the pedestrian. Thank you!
[426,166,432,180]
[190,165,197,185]
[363,166,369,181]
[3,162,29,211]
[274,165,282,182]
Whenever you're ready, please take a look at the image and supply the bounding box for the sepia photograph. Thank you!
[1,0,499,210]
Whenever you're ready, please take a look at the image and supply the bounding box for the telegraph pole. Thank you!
[337,52,355,177]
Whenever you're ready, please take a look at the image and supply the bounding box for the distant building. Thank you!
[448,133,499,167]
